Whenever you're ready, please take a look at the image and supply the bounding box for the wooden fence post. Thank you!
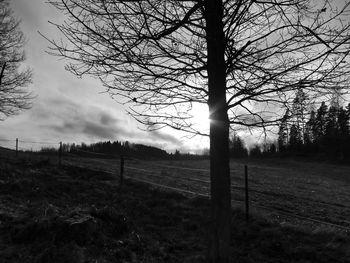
[58,142,62,166]
[245,165,249,222]
[15,138,18,157]
[120,155,124,186]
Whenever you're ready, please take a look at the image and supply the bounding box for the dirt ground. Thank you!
[0,156,349,262]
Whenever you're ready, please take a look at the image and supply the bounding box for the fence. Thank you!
[0,138,60,151]
[0,138,62,163]
[1,138,350,232]
[118,158,350,232]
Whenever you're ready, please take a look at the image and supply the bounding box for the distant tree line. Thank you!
[41,137,249,160]
[277,99,350,161]
[229,134,248,158]
[41,140,209,160]
[40,97,350,162]
[41,140,168,160]
[227,92,350,162]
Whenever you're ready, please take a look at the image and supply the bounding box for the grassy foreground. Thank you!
[0,157,349,262]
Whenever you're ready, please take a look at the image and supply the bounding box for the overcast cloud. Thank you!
[0,0,193,153]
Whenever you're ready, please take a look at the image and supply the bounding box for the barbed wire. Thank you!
[126,162,350,213]
[1,145,349,231]
[122,161,350,232]
[80,161,350,231]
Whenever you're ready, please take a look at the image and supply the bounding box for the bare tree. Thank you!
[0,0,32,120]
[45,0,350,262]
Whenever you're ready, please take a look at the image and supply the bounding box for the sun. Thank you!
[191,104,210,133]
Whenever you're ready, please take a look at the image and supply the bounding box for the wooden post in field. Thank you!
[15,138,18,157]
[244,165,249,222]
[120,155,124,186]
[58,142,62,166]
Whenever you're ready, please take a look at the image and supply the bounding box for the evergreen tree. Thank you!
[338,106,350,137]
[346,103,350,134]
[304,110,316,144]
[323,105,340,158]
[291,89,308,142]
[262,142,277,156]
[174,150,181,159]
[278,101,350,160]
[337,106,350,160]
[269,143,277,154]
[278,109,290,152]
[289,124,302,152]
[249,145,262,158]
[229,134,248,158]
[325,106,339,138]
[314,102,328,141]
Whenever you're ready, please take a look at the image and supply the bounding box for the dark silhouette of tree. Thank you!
[229,134,248,158]
[289,123,302,153]
[344,103,350,159]
[278,90,309,154]
[0,0,32,119]
[304,110,316,153]
[276,100,350,161]
[63,140,169,159]
[291,89,308,143]
[258,142,278,157]
[174,149,181,160]
[278,109,290,152]
[325,106,339,138]
[338,106,350,137]
[269,143,277,154]
[249,144,262,158]
[314,102,328,141]
[324,105,348,159]
[132,143,169,159]
[45,1,350,261]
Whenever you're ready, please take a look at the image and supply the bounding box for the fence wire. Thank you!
[60,155,350,232]
[1,139,349,232]
[121,160,350,232]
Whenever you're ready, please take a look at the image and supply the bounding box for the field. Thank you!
[61,154,350,231]
[0,149,349,262]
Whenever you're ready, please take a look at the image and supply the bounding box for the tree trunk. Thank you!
[204,1,231,262]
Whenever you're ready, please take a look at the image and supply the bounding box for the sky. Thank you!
[0,0,210,153]
[2,1,349,153]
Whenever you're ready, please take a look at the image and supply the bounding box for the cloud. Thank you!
[149,130,182,145]
[0,90,199,152]
[36,95,183,149]
[0,0,204,153]
[83,121,116,138]
[42,107,127,140]
[49,118,118,140]
[100,112,117,126]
